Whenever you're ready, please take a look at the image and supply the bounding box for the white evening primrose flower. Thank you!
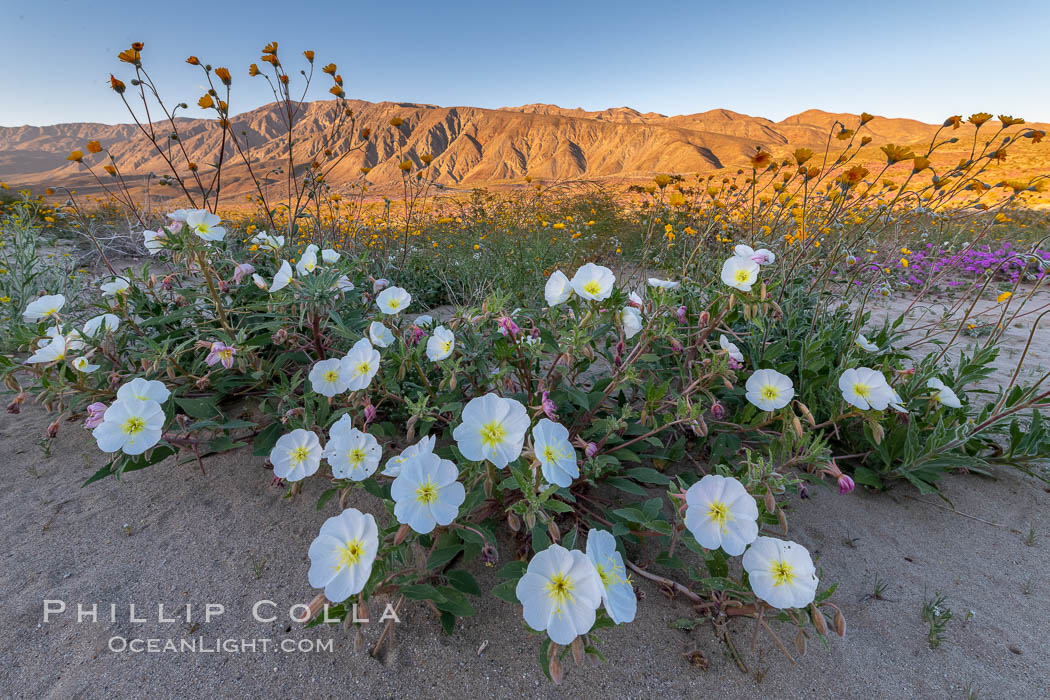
[185,209,225,242]
[620,306,642,340]
[99,276,130,297]
[23,294,66,322]
[323,415,381,480]
[391,452,466,533]
[270,429,323,481]
[855,334,879,352]
[426,325,455,361]
[545,270,573,306]
[684,474,759,556]
[307,508,378,602]
[382,434,436,477]
[927,377,962,408]
[585,529,636,624]
[742,537,819,609]
[647,277,680,290]
[369,321,394,348]
[269,261,293,292]
[515,544,603,645]
[84,313,120,336]
[532,418,579,488]
[167,208,191,223]
[888,388,908,413]
[745,369,794,411]
[376,286,411,314]
[92,398,164,455]
[73,356,100,373]
[296,244,319,276]
[117,377,171,404]
[342,338,381,391]
[452,393,530,468]
[838,367,895,411]
[332,275,355,293]
[321,248,340,264]
[734,244,775,265]
[721,256,760,292]
[252,273,268,290]
[414,314,434,328]
[142,229,166,254]
[719,334,744,363]
[309,357,350,397]
[252,231,285,251]
[26,335,69,364]
[570,262,615,301]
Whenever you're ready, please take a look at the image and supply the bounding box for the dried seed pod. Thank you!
[394,523,412,546]
[547,520,561,543]
[777,508,788,535]
[795,629,807,656]
[834,609,846,637]
[763,490,776,513]
[571,637,584,666]
[507,512,521,533]
[524,511,536,531]
[811,604,828,636]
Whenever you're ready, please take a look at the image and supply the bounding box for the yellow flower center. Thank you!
[853,382,871,398]
[594,560,629,588]
[441,340,452,354]
[582,280,602,296]
[336,538,364,571]
[415,476,438,504]
[355,361,372,376]
[197,223,210,234]
[734,268,752,284]
[387,298,401,309]
[347,447,365,467]
[541,444,565,463]
[480,420,507,447]
[707,500,733,532]
[290,446,311,464]
[324,369,340,383]
[770,559,796,587]
[760,384,780,401]
[122,416,145,435]
[545,571,575,614]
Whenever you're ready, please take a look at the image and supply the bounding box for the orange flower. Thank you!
[880,144,915,164]
[117,48,140,65]
[998,115,1024,126]
[86,140,102,154]
[329,86,344,97]
[249,63,260,77]
[793,148,813,165]
[860,136,872,146]
[67,150,84,163]
[390,117,404,127]
[420,153,434,165]
[198,94,214,109]
[653,174,671,188]
[360,166,372,175]
[359,128,371,140]
[668,191,686,207]
[749,150,772,169]
[836,165,869,187]
[912,156,930,172]
[398,160,413,172]
[303,50,315,62]
[214,67,232,85]
[943,115,962,129]
[262,41,278,55]
[836,128,854,140]
[1024,129,1045,143]
[186,56,200,66]
[322,63,337,75]
[968,112,992,127]
[109,74,126,94]
[859,112,874,125]
[131,42,144,51]
[103,165,117,176]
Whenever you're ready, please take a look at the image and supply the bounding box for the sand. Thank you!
[1,395,1047,699]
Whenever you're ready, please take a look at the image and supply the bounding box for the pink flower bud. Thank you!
[710,401,727,420]
[676,305,687,324]
[585,442,598,459]
[364,402,377,426]
[232,262,255,284]
[670,338,683,353]
[497,315,520,339]
[541,391,558,421]
[408,326,424,345]
[84,402,107,429]
[373,278,390,294]
[837,473,856,495]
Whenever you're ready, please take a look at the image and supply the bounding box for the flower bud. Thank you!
[670,338,683,353]
[710,401,726,420]
[6,391,26,415]
[676,305,687,324]
[394,523,412,546]
[46,420,60,438]
[507,511,521,532]
[697,310,710,328]
[373,278,389,293]
[363,402,377,426]
[811,604,828,635]
[585,442,598,459]
[541,391,558,421]
[837,473,855,495]
[480,543,499,566]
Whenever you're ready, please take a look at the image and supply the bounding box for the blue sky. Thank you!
[2,0,1048,127]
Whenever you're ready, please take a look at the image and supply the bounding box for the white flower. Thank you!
[342,338,380,391]
[426,325,455,361]
[515,544,603,645]
[742,537,818,609]
[414,314,434,328]
[855,334,879,352]
[323,415,382,480]
[321,248,341,264]
[453,393,530,468]
[252,273,268,290]
[142,229,166,254]
[745,369,794,411]
[270,429,323,481]
[23,294,66,322]
[838,367,895,411]
[620,306,642,340]
[734,244,776,266]
[585,529,636,624]
[376,286,411,315]
[73,356,100,373]
[628,291,643,307]
[26,335,69,364]
[308,508,378,602]
[296,244,319,276]
[391,452,466,533]
[382,435,436,477]
[532,418,578,488]
[684,475,759,556]
[252,231,285,251]
[545,270,573,306]
[269,261,293,292]
[332,275,355,293]
[927,378,962,408]
[889,388,908,413]
[84,313,120,336]
[719,334,744,363]
[185,209,225,242]
[117,377,171,404]
[309,358,350,397]
[92,398,164,455]
[99,277,130,297]
[721,256,760,292]
[570,263,615,301]
[647,277,680,290]
[167,209,191,223]
[369,321,395,348]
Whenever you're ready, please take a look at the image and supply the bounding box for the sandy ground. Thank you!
[1,400,1047,700]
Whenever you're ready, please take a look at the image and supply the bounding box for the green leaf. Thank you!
[175,397,221,419]
[446,570,480,596]
[604,477,647,496]
[498,560,527,580]
[427,545,463,571]
[252,422,284,456]
[399,584,445,602]
[435,586,475,617]
[491,580,519,604]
